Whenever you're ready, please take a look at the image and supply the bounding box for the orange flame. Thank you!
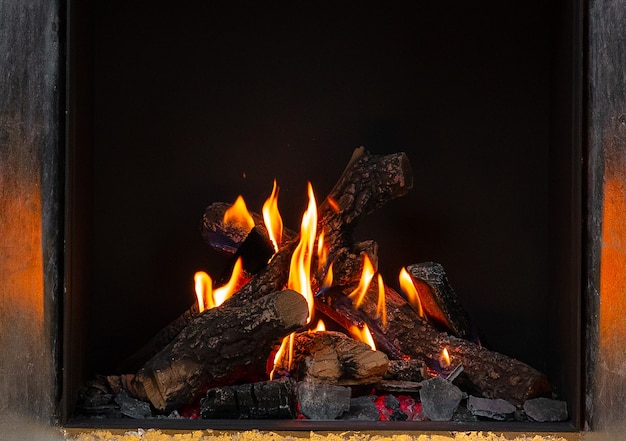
[326,196,341,213]
[314,319,326,332]
[194,271,212,313]
[399,268,424,317]
[270,332,295,380]
[349,254,376,308]
[193,257,244,312]
[349,324,376,351]
[262,180,283,253]
[376,274,387,326]
[287,182,317,323]
[440,347,451,368]
[223,195,255,232]
[317,231,334,288]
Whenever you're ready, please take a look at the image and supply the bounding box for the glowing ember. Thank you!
[349,324,376,351]
[349,254,376,308]
[262,179,283,253]
[376,274,388,326]
[287,182,317,323]
[223,195,255,231]
[440,347,451,368]
[399,267,424,317]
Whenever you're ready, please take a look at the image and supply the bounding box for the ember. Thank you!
[74,148,566,424]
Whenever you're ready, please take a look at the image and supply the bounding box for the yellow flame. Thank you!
[287,182,317,323]
[223,195,255,231]
[262,180,283,253]
[440,347,451,368]
[349,324,376,351]
[211,257,244,308]
[317,230,334,288]
[321,262,334,289]
[314,319,326,332]
[194,271,211,313]
[399,268,424,317]
[349,254,376,308]
[376,274,387,326]
[270,332,295,380]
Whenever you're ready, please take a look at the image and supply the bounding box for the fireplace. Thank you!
[32,0,591,434]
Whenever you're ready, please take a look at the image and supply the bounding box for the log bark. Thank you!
[132,289,309,412]
[316,280,551,405]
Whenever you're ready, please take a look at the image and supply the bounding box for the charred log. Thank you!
[316,280,551,405]
[132,289,309,413]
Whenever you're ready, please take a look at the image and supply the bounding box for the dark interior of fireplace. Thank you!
[64,0,582,430]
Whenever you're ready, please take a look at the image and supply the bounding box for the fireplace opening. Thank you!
[63,0,582,431]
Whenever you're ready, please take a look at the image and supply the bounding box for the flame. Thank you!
[287,182,317,323]
[194,271,212,313]
[440,347,451,368]
[193,257,244,312]
[223,195,255,231]
[314,319,326,332]
[270,332,295,380]
[349,324,376,351]
[262,180,283,253]
[326,196,340,212]
[376,274,387,326]
[316,231,334,288]
[399,268,424,317]
[349,254,376,308]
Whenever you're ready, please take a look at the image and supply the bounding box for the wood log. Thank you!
[225,147,413,308]
[272,330,389,385]
[316,280,551,405]
[405,262,478,341]
[132,289,309,413]
[200,378,297,419]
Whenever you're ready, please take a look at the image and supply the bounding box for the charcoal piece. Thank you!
[452,405,479,422]
[523,397,569,422]
[384,394,400,410]
[405,262,477,340]
[296,382,351,420]
[340,396,380,421]
[390,409,408,421]
[200,379,296,419]
[467,395,516,420]
[419,376,462,421]
[114,392,152,419]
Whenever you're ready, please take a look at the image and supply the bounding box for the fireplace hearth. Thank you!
[57,0,585,435]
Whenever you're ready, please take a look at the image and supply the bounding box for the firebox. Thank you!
[63,0,582,432]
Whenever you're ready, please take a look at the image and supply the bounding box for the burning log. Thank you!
[224,148,412,307]
[272,330,389,385]
[132,289,309,413]
[405,262,478,341]
[316,279,551,405]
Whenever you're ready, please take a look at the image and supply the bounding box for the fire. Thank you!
[349,254,376,308]
[314,319,326,332]
[326,196,341,212]
[287,182,317,323]
[440,347,451,368]
[399,267,424,317]
[193,257,244,312]
[223,195,255,231]
[376,274,387,326]
[270,332,295,380]
[349,324,376,351]
[194,271,212,313]
[316,231,334,288]
[262,179,283,253]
